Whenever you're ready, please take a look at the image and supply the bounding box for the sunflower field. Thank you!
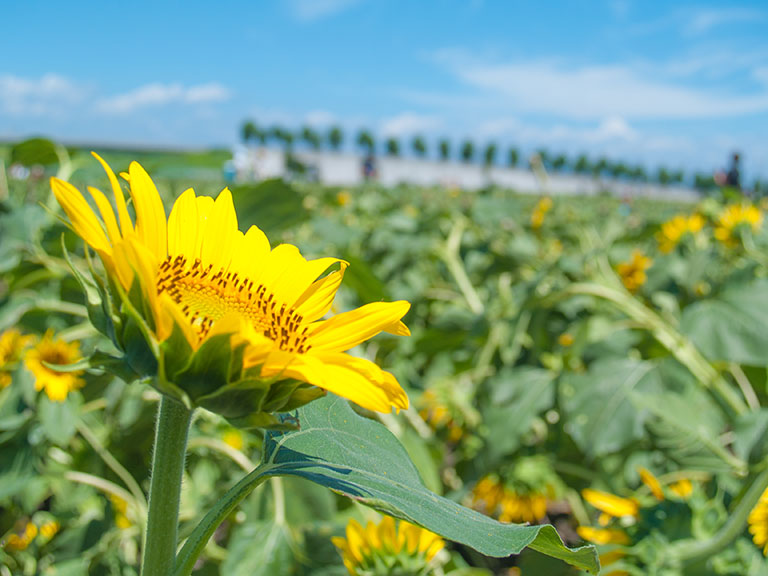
[2,144,768,576]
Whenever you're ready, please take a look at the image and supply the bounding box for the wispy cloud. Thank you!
[429,50,768,120]
[304,109,337,127]
[97,82,231,114]
[684,8,764,36]
[290,0,361,22]
[379,112,443,137]
[0,74,87,116]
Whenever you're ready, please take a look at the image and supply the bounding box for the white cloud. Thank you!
[379,112,443,137]
[431,50,768,120]
[290,0,361,21]
[98,82,230,114]
[0,74,86,116]
[684,8,764,36]
[304,109,337,127]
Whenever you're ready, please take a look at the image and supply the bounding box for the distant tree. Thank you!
[552,154,567,172]
[460,140,474,163]
[438,139,451,161]
[610,162,628,179]
[385,137,400,156]
[657,166,672,186]
[508,147,519,167]
[269,126,293,150]
[241,120,257,144]
[631,165,648,182]
[574,154,590,174]
[412,135,427,158]
[593,157,609,177]
[483,143,497,166]
[671,170,684,184]
[300,125,321,150]
[356,130,375,154]
[327,126,344,151]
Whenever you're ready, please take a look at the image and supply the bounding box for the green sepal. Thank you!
[196,377,272,419]
[173,333,244,402]
[227,410,298,431]
[60,236,114,338]
[159,321,196,385]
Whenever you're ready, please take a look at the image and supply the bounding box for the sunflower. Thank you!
[51,154,409,414]
[616,250,652,292]
[749,488,768,555]
[332,516,444,576]
[3,522,38,552]
[657,213,704,253]
[24,331,84,402]
[470,475,549,524]
[0,329,35,389]
[714,203,763,246]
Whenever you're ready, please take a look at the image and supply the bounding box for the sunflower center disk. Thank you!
[156,255,311,352]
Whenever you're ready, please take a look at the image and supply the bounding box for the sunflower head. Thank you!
[616,250,652,292]
[657,213,704,253]
[714,203,763,246]
[51,154,410,425]
[24,331,84,402]
[749,488,768,556]
[332,516,444,576]
[0,329,35,389]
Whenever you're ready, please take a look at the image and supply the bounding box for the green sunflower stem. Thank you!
[141,396,193,576]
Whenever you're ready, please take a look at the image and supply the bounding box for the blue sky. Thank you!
[3,0,768,181]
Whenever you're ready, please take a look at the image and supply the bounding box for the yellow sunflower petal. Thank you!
[128,161,167,259]
[309,301,411,352]
[294,264,348,322]
[199,188,238,271]
[51,178,111,255]
[167,188,199,259]
[91,152,133,237]
[87,186,121,244]
[260,350,393,412]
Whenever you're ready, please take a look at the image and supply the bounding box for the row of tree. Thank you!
[241,120,692,186]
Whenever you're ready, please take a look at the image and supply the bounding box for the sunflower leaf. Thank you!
[262,395,599,573]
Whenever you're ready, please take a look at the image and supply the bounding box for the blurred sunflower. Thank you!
[51,154,410,413]
[714,203,762,246]
[24,330,84,402]
[3,521,38,552]
[749,488,768,555]
[576,526,630,546]
[332,516,444,576]
[657,213,704,253]
[419,389,464,443]
[0,328,35,389]
[582,488,638,526]
[638,467,664,501]
[470,475,549,524]
[531,196,553,229]
[616,250,652,292]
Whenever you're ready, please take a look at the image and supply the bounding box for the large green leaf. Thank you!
[175,395,598,576]
[482,366,555,463]
[263,396,598,572]
[560,358,662,457]
[220,520,295,576]
[681,280,768,366]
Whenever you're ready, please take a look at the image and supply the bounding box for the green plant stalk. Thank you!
[174,464,273,576]
[141,397,193,576]
[565,282,747,416]
[669,467,768,565]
